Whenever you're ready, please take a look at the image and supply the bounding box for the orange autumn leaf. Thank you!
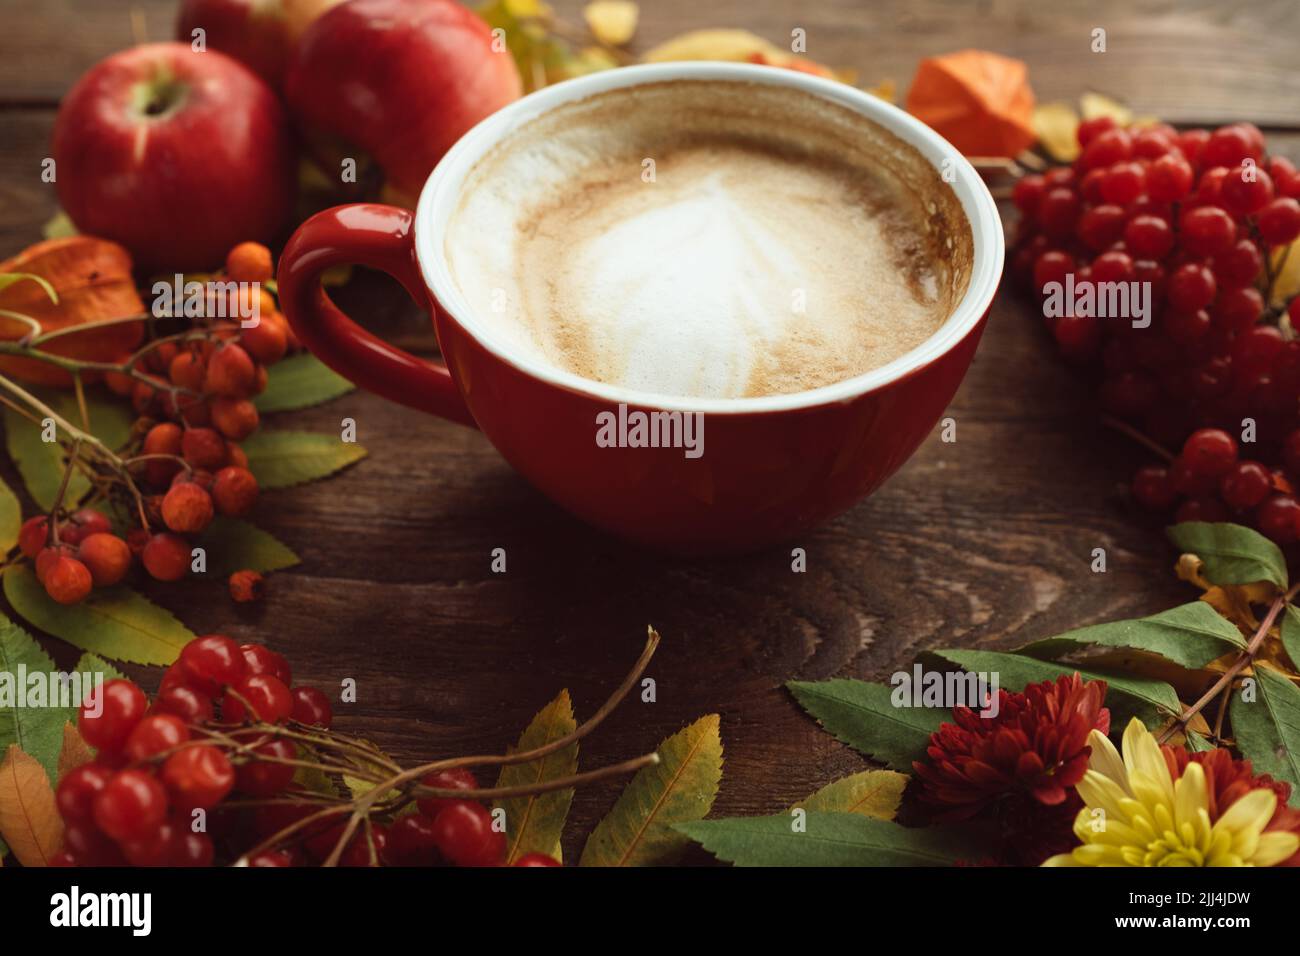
[0,236,145,387]
[0,744,63,867]
[905,49,1036,158]
[57,722,94,782]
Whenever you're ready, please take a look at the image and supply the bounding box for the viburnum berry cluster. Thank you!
[50,632,662,867]
[8,241,293,604]
[1009,119,1300,544]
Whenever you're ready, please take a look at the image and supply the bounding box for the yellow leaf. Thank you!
[1270,243,1300,309]
[583,1,637,46]
[863,79,896,102]
[642,28,782,64]
[1032,102,1081,163]
[1079,91,1133,126]
[56,722,93,782]
[0,745,62,867]
[794,770,907,819]
[579,714,723,866]
[505,0,551,17]
[495,689,579,864]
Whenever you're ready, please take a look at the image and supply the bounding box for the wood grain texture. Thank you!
[0,0,1297,864]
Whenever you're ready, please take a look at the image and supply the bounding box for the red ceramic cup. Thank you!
[278,62,1003,554]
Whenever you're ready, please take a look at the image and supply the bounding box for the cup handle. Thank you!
[277,203,475,427]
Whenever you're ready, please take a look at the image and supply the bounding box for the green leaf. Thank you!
[4,564,193,666]
[1167,522,1288,589]
[196,517,300,576]
[1018,602,1245,669]
[794,770,908,820]
[73,653,124,685]
[1231,667,1300,800]
[925,649,1181,728]
[0,614,63,778]
[494,689,578,864]
[1186,731,1216,753]
[2,388,134,510]
[678,813,971,866]
[255,353,355,413]
[0,476,20,554]
[42,210,77,240]
[787,679,944,771]
[1282,605,1300,672]
[579,714,722,867]
[0,272,57,302]
[242,430,367,489]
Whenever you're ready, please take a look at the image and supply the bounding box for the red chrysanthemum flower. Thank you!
[913,672,1110,821]
[1162,745,1300,867]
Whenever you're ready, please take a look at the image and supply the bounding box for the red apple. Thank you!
[286,0,522,197]
[175,0,346,89]
[52,42,296,273]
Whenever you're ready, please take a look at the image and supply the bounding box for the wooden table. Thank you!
[3,0,1299,863]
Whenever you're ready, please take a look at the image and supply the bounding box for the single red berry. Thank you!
[1124,215,1174,259]
[385,813,442,866]
[430,800,505,867]
[1147,153,1194,201]
[1219,165,1274,216]
[1037,187,1080,239]
[239,643,292,685]
[229,569,265,603]
[1213,240,1264,290]
[1170,456,1219,497]
[161,744,235,810]
[1256,495,1300,544]
[1167,263,1217,313]
[1076,203,1126,250]
[204,343,258,398]
[1076,115,1117,147]
[1100,162,1146,204]
[162,480,215,534]
[223,673,293,724]
[1182,429,1238,478]
[153,684,215,725]
[61,508,112,546]
[141,532,191,581]
[210,397,260,441]
[290,686,333,728]
[77,532,132,587]
[1258,197,1300,246]
[1079,128,1132,171]
[416,767,478,818]
[79,679,147,753]
[179,634,247,692]
[18,515,48,558]
[1131,465,1177,512]
[1011,174,1044,214]
[234,738,296,796]
[55,764,115,824]
[513,853,561,867]
[62,821,126,866]
[1180,205,1236,257]
[247,849,295,867]
[142,422,184,487]
[211,466,259,516]
[1220,461,1273,512]
[241,317,289,366]
[93,769,169,842]
[43,555,92,604]
[1202,124,1260,168]
[124,713,190,763]
[181,427,228,470]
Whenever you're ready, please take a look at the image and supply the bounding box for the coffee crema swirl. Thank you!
[445,80,973,400]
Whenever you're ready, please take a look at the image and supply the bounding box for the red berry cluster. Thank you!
[1010,120,1300,543]
[52,635,333,867]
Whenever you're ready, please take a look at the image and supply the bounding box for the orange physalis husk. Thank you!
[0,236,146,387]
[905,49,1036,158]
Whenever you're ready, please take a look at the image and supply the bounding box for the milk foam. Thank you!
[445,81,972,400]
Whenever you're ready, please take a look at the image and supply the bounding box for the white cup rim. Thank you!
[415,61,1004,415]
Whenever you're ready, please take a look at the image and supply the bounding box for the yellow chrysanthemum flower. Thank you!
[1043,717,1299,867]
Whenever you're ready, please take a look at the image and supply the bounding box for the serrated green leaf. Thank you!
[1282,605,1300,672]
[579,714,722,867]
[1232,667,1300,800]
[1167,522,1288,589]
[0,614,63,778]
[495,689,578,864]
[342,739,401,803]
[255,353,355,413]
[242,430,367,489]
[0,476,20,554]
[1186,731,1216,753]
[1018,602,1245,669]
[197,517,300,576]
[925,649,1181,728]
[787,679,944,771]
[794,770,907,820]
[678,813,973,866]
[2,388,134,510]
[3,564,192,666]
